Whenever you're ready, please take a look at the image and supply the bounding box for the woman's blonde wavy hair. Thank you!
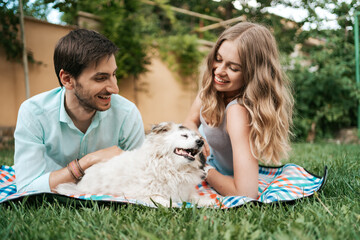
[200,22,294,165]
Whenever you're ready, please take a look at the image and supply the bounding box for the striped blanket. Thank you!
[0,163,327,208]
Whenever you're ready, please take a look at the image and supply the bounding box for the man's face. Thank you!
[72,54,119,112]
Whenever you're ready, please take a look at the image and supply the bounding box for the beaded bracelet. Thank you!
[67,164,77,181]
[67,159,85,181]
[74,158,85,176]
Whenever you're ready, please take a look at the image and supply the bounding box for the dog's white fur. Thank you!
[56,122,215,207]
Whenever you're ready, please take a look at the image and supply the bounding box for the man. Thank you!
[13,29,145,193]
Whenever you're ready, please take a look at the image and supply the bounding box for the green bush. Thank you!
[100,1,150,80]
[47,0,151,80]
[158,34,206,78]
[288,32,359,141]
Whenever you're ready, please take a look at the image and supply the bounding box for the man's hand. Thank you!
[81,146,123,169]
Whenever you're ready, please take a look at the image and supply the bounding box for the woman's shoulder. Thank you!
[226,101,249,125]
[226,101,250,137]
[226,99,238,107]
[226,99,246,112]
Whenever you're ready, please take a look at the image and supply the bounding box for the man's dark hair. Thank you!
[54,29,118,86]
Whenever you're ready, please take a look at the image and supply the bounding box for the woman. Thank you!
[184,22,293,199]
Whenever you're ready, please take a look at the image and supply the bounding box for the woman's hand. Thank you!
[202,138,210,158]
[184,94,211,156]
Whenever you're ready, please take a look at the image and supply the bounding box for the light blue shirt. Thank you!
[14,87,145,193]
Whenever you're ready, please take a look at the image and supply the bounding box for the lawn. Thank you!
[0,143,359,239]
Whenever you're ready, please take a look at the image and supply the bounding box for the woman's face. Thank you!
[212,40,243,98]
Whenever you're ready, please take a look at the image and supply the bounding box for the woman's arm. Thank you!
[183,94,202,131]
[183,94,210,157]
[205,104,258,198]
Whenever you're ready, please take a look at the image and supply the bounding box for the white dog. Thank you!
[56,122,216,207]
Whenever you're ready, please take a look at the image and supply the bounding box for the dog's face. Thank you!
[147,122,206,169]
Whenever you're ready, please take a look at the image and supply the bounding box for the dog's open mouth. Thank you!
[174,148,199,161]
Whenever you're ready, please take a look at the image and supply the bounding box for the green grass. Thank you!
[1,143,359,239]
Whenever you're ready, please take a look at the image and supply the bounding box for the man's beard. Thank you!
[74,83,110,112]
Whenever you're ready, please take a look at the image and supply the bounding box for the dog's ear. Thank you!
[151,122,173,134]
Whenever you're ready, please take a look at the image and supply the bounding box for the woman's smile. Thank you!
[214,75,230,84]
[212,40,243,95]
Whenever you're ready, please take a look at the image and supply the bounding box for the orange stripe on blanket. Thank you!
[209,194,218,199]
[0,173,15,182]
[294,167,312,178]
[272,176,291,184]
[276,183,304,196]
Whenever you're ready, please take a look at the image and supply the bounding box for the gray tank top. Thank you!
[200,99,238,175]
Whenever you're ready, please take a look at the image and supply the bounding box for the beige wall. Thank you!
[0,17,74,127]
[0,17,198,130]
[119,57,198,129]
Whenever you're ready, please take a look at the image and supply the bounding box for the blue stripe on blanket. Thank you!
[0,165,16,200]
[0,163,327,208]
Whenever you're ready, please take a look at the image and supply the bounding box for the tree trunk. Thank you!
[19,0,30,99]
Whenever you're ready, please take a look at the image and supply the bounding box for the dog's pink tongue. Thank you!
[176,148,192,157]
[177,149,185,155]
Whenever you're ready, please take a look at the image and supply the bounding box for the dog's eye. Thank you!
[181,134,188,139]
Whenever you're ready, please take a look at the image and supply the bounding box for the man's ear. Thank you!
[59,69,74,90]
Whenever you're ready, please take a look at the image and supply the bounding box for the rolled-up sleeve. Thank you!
[13,104,51,193]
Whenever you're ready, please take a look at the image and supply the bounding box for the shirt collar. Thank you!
[59,87,70,124]
[89,109,108,130]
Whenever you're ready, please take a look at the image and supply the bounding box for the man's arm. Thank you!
[49,146,123,192]
[13,104,51,192]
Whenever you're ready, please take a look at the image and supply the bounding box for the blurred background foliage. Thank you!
[0,0,50,62]
[1,0,360,142]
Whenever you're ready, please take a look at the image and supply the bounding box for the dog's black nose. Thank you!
[196,139,204,147]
